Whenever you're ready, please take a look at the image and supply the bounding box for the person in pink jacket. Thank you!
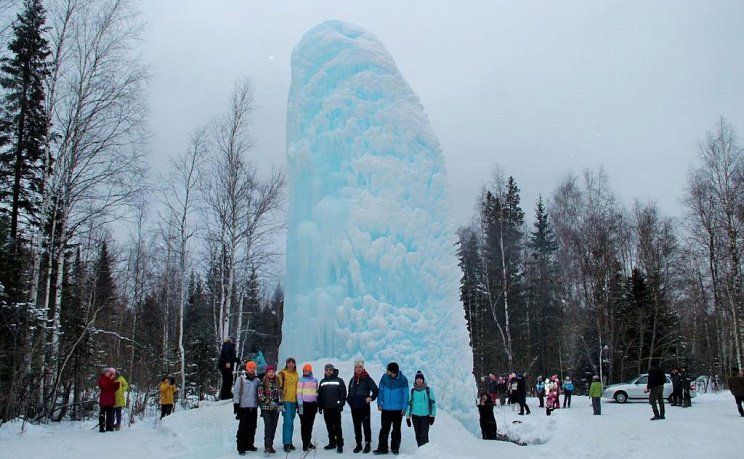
[296,364,319,452]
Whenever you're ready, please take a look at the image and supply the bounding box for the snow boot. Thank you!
[324,444,337,451]
[283,445,290,453]
[364,443,371,454]
[392,450,399,456]
[289,444,296,451]
[354,443,363,453]
[373,449,389,455]
[650,416,660,421]
[337,445,344,454]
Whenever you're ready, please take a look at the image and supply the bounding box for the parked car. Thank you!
[602,374,697,403]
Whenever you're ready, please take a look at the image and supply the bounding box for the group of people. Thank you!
[227,350,435,456]
[96,368,129,432]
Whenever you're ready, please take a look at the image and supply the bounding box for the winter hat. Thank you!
[354,359,365,367]
[303,363,313,373]
[592,375,599,380]
[415,371,425,383]
[387,362,399,375]
[245,361,257,371]
[266,365,276,373]
[325,363,335,371]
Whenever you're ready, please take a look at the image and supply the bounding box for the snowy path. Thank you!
[1,394,740,458]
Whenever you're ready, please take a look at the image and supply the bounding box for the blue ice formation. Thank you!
[280,20,476,429]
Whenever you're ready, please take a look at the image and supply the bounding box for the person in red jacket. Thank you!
[98,367,120,432]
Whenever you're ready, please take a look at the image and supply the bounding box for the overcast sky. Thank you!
[140,0,744,224]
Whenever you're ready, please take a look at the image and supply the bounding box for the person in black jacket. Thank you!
[670,368,682,406]
[347,359,379,453]
[515,373,530,415]
[218,338,238,400]
[680,367,692,408]
[318,363,347,453]
[477,393,497,440]
[645,362,666,420]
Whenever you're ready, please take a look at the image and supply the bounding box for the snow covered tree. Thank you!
[0,0,51,241]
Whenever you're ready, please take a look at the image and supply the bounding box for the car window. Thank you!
[635,376,648,385]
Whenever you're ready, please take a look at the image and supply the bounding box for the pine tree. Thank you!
[0,0,51,240]
[525,196,560,375]
[457,225,486,378]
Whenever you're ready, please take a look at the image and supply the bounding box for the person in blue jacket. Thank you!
[563,376,574,408]
[374,362,409,455]
[405,371,436,447]
[535,376,545,408]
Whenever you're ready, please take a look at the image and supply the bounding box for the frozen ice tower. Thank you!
[281,20,477,428]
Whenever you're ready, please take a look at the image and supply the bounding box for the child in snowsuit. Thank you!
[545,376,560,415]
[477,393,497,440]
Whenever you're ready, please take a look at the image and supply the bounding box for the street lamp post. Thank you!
[599,344,609,385]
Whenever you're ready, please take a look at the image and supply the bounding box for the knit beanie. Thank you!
[303,363,313,373]
[387,362,399,375]
[245,361,257,371]
[354,359,365,367]
[325,363,335,371]
[415,371,425,383]
[266,365,276,373]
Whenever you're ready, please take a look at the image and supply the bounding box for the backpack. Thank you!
[409,387,435,415]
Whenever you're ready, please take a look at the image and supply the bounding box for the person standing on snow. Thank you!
[515,373,530,415]
[258,365,283,454]
[535,376,545,408]
[487,374,498,404]
[477,392,498,439]
[727,367,744,417]
[544,376,559,416]
[680,367,692,408]
[563,376,574,408]
[405,371,436,447]
[297,363,319,451]
[496,376,508,406]
[318,363,347,454]
[347,359,379,453]
[670,368,682,406]
[218,338,238,400]
[277,357,299,452]
[98,367,120,432]
[159,375,177,419]
[645,362,666,420]
[113,370,129,430]
[375,362,409,455]
[589,375,602,415]
[234,361,261,455]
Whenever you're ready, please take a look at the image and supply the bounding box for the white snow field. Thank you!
[1,360,741,458]
[282,19,476,431]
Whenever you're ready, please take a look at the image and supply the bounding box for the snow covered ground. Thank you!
[1,362,740,458]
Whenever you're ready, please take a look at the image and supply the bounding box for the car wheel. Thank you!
[614,391,628,403]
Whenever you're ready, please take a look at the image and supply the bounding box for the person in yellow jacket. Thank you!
[159,376,178,419]
[277,357,299,452]
[113,371,129,430]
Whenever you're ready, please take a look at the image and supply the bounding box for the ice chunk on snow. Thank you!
[281,20,477,430]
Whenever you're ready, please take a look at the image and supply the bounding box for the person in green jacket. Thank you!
[405,371,436,447]
[589,375,602,415]
[113,370,129,430]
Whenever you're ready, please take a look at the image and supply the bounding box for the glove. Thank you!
[406,418,411,428]
[429,417,435,426]
[298,405,304,416]
[233,404,239,414]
